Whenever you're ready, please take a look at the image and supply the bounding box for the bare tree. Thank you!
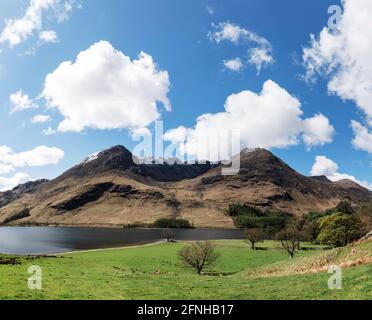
[245,228,265,250]
[178,241,220,275]
[275,228,306,258]
[162,228,175,243]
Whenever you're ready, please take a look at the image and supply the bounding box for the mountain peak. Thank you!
[58,145,135,179]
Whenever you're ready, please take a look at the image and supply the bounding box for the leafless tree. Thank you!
[275,228,307,258]
[245,228,265,250]
[162,228,175,243]
[178,241,220,275]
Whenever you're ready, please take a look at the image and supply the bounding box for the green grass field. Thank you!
[0,240,371,300]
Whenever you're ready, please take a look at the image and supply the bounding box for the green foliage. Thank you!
[335,201,354,215]
[317,213,363,247]
[227,204,264,217]
[355,203,372,234]
[227,204,293,235]
[152,218,192,229]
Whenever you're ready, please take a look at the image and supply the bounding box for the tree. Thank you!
[335,201,354,215]
[178,241,220,275]
[162,229,175,243]
[245,228,265,250]
[303,221,319,242]
[275,227,307,258]
[317,213,362,247]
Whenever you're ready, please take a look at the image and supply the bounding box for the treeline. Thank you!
[228,201,371,248]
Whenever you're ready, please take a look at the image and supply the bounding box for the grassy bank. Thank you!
[0,240,370,300]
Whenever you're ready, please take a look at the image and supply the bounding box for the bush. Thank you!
[152,218,192,229]
[317,213,363,247]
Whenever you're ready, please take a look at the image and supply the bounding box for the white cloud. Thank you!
[41,41,171,133]
[208,22,274,74]
[302,114,335,149]
[0,145,64,167]
[311,155,372,190]
[0,145,64,191]
[39,30,58,43]
[351,120,372,153]
[302,0,372,151]
[248,47,274,74]
[164,80,334,160]
[224,58,243,72]
[0,0,77,48]
[0,163,15,175]
[9,90,38,113]
[0,173,32,192]
[31,114,52,123]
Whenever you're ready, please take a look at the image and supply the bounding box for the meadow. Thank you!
[0,240,371,300]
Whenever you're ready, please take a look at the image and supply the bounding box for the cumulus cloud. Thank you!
[0,145,64,191]
[31,114,52,123]
[351,121,372,153]
[0,145,64,167]
[302,114,335,149]
[302,0,372,151]
[311,155,372,190]
[9,90,38,113]
[0,173,32,192]
[0,163,15,175]
[41,40,171,134]
[224,58,243,72]
[39,30,58,43]
[0,0,76,48]
[208,22,274,74]
[164,80,334,160]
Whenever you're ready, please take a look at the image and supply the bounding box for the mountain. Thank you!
[0,146,371,228]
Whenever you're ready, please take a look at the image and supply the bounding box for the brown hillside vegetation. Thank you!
[0,146,371,228]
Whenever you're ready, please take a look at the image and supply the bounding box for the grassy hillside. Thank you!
[0,240,370,300]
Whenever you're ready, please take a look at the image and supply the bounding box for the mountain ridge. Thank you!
[0,145,370,228]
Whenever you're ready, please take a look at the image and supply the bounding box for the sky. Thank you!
[0,0,371,191]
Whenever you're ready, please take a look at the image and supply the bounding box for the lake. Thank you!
[0,227,245,255]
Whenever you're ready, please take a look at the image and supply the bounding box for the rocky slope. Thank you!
[0,146,371,228]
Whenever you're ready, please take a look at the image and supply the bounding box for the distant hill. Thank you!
[0,145,371,228]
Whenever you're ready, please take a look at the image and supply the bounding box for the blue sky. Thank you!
[0,0,371,190]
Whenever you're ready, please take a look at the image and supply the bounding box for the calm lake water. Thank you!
[0,227,245,255]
